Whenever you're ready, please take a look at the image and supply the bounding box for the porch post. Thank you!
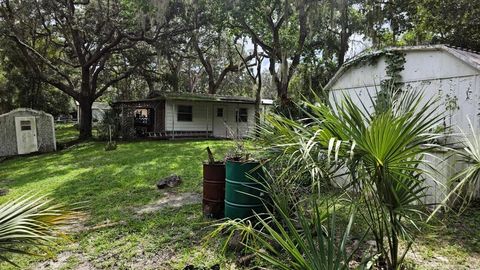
[172,102,175,140]
[206,103,209,138]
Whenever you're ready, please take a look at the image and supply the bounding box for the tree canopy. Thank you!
[1,0,479,138]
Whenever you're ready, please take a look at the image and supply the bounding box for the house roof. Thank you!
[325,44,480,90]
[113,92,274,105]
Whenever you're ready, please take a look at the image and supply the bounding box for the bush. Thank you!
[97,109,119,141]
[104,141,117,151]
[255,88,444,269]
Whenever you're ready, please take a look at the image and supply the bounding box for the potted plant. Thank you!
[224,138,267,219]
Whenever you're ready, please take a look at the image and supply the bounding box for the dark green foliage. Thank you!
[97,109,120,141]
[104,141,118,151]
[255,87,444,269]
[210,189,367,270]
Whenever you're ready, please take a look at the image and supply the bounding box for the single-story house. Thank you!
[75,101,111,124]
[113,93,273,139]
[0,108,56,157]
[325,44,480,203]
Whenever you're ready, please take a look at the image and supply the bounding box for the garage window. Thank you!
[177,105,193,122]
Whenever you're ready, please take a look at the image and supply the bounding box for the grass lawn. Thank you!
[55,123,81,144]
[1,126,480,269]
[0,127,240,269]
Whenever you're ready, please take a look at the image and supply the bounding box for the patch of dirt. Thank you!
[126,248,177,270]
[34,244,95,270]
[407,248,480,270]
[135,192,202,215]
[60,213,89,233]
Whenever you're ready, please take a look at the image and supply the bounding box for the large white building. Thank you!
[325,44,480,203]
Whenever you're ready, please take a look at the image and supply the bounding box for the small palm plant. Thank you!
[0,194,79,266]
[210,195,366,270]
[255,88,443,269]
[435,120,480,213]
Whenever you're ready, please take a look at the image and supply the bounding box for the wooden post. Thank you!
[211,104,215,138]
[236,103,239,139]
[206,103,209,138]
[172,103,175,140]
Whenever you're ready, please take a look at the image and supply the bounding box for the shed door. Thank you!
[15,117,38,155]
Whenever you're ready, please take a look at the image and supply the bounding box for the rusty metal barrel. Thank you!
[203,162,226,218]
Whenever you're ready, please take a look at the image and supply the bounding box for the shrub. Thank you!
[255,88,443,269]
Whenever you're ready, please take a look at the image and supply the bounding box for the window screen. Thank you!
[20,120,31,131]
[217,108,223,117]
[236,108,248,122]
[177,105,193,122]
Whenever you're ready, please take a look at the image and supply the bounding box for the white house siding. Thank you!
[328,47,480,204]
[223,103,255,138]
[165,101,212,133]
[164,100,256,138]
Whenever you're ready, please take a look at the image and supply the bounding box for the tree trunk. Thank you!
[78,100,93,140]
[254,71,262,128]
[277,82,289,105]
[337,0,349,68]
[208,79,216,94]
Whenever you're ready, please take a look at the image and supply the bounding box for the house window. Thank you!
[20,120,31,131]
[177,105,193,122]
[216,108,223,117]
[236,108,248,122]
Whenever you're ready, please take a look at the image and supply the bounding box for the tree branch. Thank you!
[95,66,138,99]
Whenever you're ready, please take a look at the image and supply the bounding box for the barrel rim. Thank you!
[225,159,261,164]
[203,161,226,166]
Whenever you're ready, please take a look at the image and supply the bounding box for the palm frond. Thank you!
[0,194,81,265]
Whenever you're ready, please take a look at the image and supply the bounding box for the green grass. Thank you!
[55,123,80,144]
[0,127,241,269]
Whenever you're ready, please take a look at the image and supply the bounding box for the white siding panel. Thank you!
[331,50,478,91]
[330,76,480,204]
[329,48,480,204]
[165,101,212,132]
[223,104,256,138]
[164,100,256,138]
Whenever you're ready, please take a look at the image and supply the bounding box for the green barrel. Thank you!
[225,160,266,219]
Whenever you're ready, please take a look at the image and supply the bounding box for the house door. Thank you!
[213,106,228,138]
[15,117,38,155]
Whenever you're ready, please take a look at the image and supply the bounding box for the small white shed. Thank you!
[0,108,56,157]
[326,45,480,203]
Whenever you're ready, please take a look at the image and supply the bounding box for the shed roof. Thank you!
[113,92,274,105]
[0,108,53,118]
[325,44,480,90]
